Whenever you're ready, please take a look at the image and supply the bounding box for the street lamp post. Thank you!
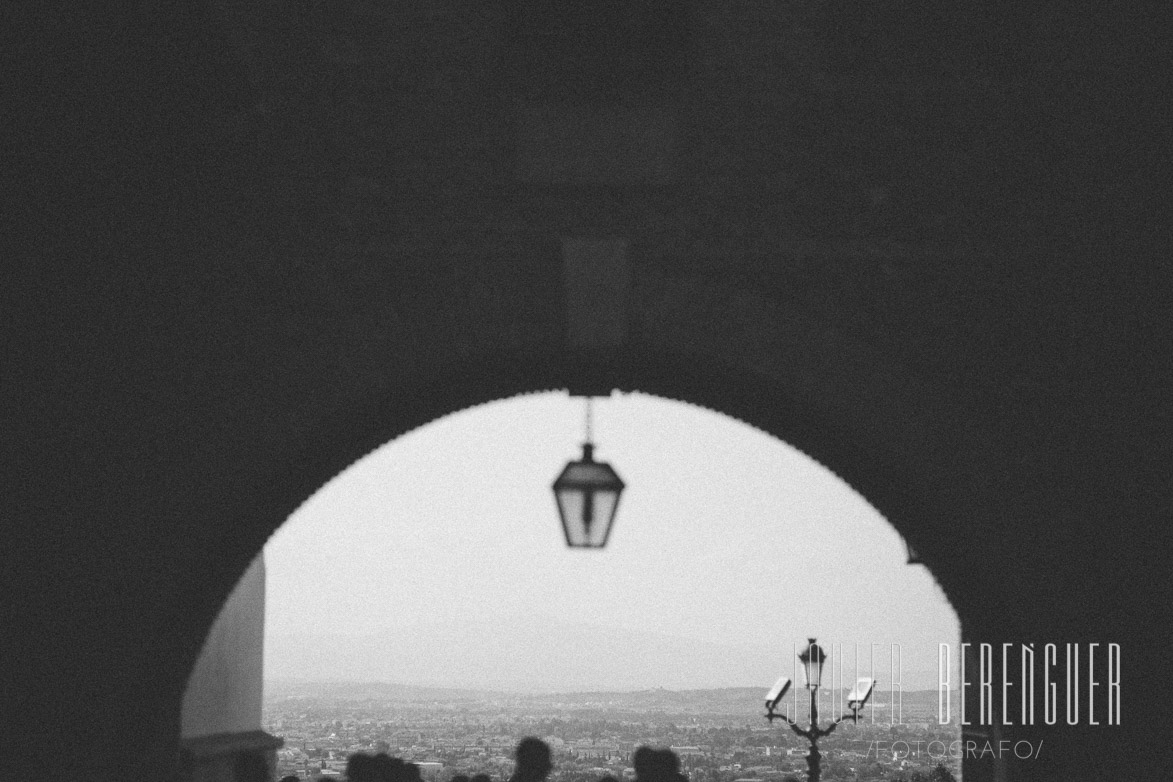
[764,639,875,782]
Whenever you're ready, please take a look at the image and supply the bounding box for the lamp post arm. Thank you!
[833,706,867,727]
[813,721,840,740]
[765,710,814,740]
[810,710,865,739]
[765,708,794,726]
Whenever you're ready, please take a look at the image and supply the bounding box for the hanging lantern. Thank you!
[552,400,624,548]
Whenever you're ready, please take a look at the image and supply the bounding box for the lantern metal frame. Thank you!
[552,398,625,548]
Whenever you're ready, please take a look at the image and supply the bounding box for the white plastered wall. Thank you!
[181,554,266,738]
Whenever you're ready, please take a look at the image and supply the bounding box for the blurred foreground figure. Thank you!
[632,747,685,782]
[509,738,553,782]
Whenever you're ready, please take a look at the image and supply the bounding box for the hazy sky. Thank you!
[263,392,958,691]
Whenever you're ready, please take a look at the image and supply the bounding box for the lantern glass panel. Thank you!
[801,659,822,689]
[553,455,624,548]
[555,485,620,547]
[798,640,826,689]
[846,677,875,710]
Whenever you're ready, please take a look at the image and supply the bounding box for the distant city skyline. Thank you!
[263,392,959,691]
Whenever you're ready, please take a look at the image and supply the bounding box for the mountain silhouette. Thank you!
[266,618,945,691]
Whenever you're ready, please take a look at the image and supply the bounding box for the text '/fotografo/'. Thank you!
[864,739,1044,761]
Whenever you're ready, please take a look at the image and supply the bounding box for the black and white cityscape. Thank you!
[263,681,961,782]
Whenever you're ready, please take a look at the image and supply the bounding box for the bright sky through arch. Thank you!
[264,391,958,692]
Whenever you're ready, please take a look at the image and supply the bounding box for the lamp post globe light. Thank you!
[552,398,625,548]
[764,639,876,782]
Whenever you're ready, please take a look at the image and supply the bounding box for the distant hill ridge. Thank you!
[266,620,950,692]
[265,678,953,706]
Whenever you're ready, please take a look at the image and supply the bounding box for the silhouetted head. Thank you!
[375,755,405,782]
[632,747,657,782]
[632,747,680,782]
[234,752,269,782]
[511,737,553,782]
[349,753,380,782]
[657,750,680,776]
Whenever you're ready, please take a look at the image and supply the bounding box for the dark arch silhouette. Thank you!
[180,341,982,685]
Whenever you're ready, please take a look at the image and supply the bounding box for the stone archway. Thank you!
[6,2,1165,781]
[176,340,1013,782]
[223,385,971,781]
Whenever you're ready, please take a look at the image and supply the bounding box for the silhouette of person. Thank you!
[374,753,405,782]
[632,747,682,782]
[509,738,553,782]
[661,749,686,782]
[349,753,380,782]
[632,747,659,782]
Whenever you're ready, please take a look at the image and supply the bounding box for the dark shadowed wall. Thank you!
[3,2,1168,780]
